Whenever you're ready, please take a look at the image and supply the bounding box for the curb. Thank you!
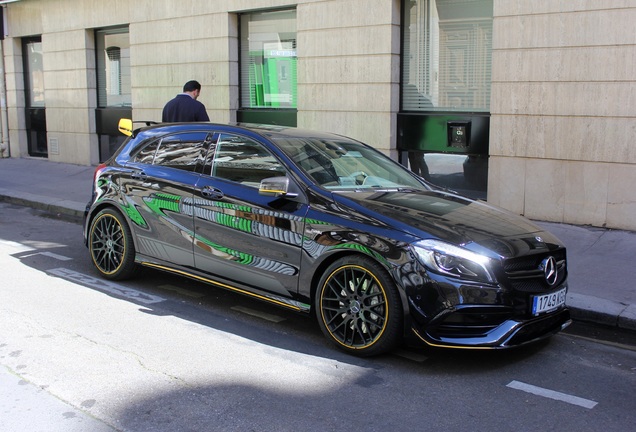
[0,189,85,220]
[567,293,636,332]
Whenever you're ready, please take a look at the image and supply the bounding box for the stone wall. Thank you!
[488,1,636,230]
[297,0,400,156]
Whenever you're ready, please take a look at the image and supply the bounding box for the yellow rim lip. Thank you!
[319,264,388,350]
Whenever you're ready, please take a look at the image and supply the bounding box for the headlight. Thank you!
[413,239,496,283]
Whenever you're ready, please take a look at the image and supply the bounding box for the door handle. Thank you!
[200,185,224,199]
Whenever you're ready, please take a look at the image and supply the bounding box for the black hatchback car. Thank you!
[83,120,571,356]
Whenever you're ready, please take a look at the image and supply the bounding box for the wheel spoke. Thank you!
[348,317,372,345]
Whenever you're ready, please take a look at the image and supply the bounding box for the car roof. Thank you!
[133,122,357,144]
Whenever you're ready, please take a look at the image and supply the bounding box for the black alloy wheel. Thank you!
[89,208,137,280]
[316,256,402,356]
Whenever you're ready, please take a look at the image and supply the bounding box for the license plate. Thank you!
[532,288,567,315]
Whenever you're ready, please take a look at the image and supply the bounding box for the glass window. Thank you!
[24,38,44,108]
[402,0,493,112]
[240,10,297,109]
[210,134,285,187]
[96,27,131,107]
[23,37,47,157]
[133,139,160,164]
[133,132,210,172]
[275,137,428,190]
[154,133,210,171]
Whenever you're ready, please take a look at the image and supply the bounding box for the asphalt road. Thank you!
[1,202,635,432]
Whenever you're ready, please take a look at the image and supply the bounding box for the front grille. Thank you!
[503,250,566,273]
[503,249,567,294]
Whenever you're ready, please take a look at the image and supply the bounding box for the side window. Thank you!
[151,132,211,172]
[132,139,160,164]
[210,134,285,187]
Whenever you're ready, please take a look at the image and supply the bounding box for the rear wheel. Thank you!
[88,208,137,280]
[315,256,403,356]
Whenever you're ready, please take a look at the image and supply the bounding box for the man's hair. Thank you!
[183,80,202,92]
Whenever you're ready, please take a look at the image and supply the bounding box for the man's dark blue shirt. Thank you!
[162,94,210,122]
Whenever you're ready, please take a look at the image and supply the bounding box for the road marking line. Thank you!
[507,380,598,409]
[47,268,166,305]
[22,251,73,261]
[231,305,286,323]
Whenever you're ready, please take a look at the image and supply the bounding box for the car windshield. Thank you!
[273,136,429,191]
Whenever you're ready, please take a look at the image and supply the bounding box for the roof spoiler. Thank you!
[118,118,160,137]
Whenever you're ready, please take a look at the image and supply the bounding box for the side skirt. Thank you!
[139,260,312,313]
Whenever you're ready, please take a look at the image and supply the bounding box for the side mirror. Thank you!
[259,176,298,198]
[118,118,133,136]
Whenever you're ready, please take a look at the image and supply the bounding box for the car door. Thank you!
[119,131,211,267]
[192,132,308,300]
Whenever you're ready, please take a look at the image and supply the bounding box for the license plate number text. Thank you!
[532,288,567,315]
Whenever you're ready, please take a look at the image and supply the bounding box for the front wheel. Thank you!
[315,256,403,356]
[88,208,138,280]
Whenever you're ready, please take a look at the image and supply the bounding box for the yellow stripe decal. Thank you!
[140,262,303,312]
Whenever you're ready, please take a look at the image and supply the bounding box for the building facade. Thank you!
[0,0,634,230]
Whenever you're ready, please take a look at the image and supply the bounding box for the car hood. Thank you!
[333,189,562,259]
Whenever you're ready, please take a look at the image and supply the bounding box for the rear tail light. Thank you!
[93,163,107,183]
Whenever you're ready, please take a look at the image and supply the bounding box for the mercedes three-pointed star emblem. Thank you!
[540,256,558,286]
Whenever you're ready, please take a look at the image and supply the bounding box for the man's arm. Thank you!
[195,102,210,122]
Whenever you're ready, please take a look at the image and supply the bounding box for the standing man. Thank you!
[162,80,210,122]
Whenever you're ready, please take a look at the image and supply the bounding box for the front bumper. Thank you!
[412,307,572,349]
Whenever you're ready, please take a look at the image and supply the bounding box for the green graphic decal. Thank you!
[193,235,256,266]
[144,193,181,216]
[121,201,148,228]
[215,212,253,232]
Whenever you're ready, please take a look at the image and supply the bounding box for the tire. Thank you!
[88,208,138,280]
[315,255,403,356]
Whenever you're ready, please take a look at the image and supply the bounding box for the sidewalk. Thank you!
[0,365,116,432]
[1,156,635,332]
